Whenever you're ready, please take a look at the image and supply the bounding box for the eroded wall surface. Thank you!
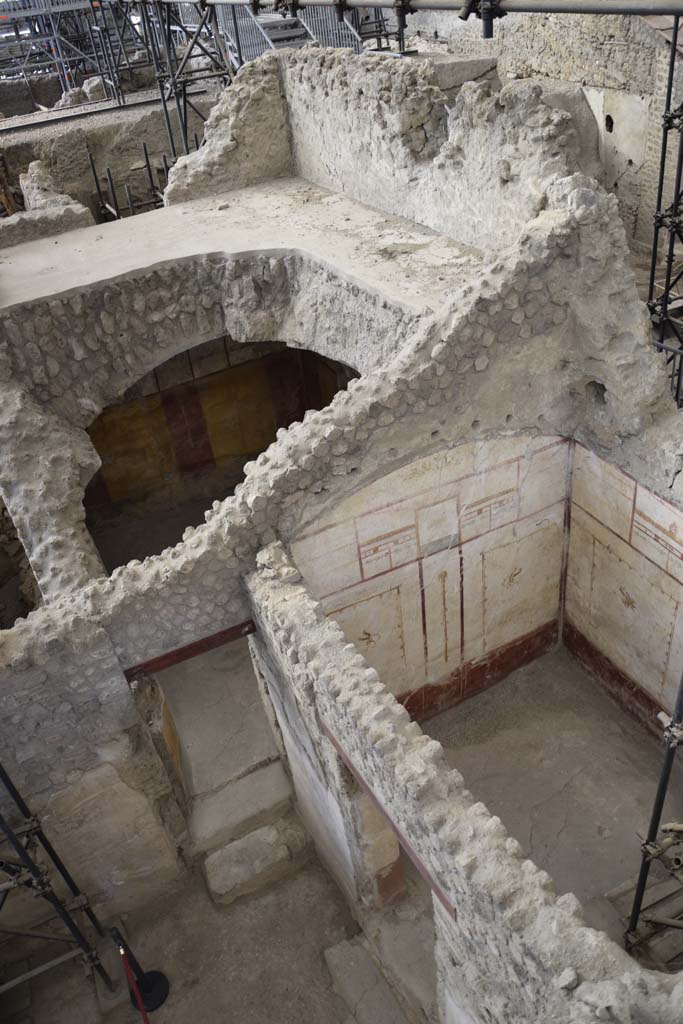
[293,435,683,725]
[407,12,667,239]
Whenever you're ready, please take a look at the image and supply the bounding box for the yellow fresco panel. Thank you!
[88,394,175,503]
[201,361,276,459]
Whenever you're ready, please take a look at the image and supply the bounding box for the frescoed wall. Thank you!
[292,436,570,715]
[86,337,343,511]
[565,444,683,718]
[293,437,683,723]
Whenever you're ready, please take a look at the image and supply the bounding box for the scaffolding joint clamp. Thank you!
[393,0,410,30]
[658,710,683,747]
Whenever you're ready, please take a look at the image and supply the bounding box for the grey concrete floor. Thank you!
[3,861,357,1024]
[426,646,683,941]
[158,639,278,798]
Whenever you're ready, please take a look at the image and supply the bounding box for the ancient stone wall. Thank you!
[280,49,588,251]
[165,54,291,204]
[247,542,683,1024]
[0,74,65,117]
[0,611,182,913]
[0,161,93,250]
[1,99,209,213]
[0,500,37,629]
[408,12,668,240]
[0,51,680,926]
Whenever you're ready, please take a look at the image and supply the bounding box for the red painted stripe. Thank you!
[401,619,559,721]
[321,722,457,920]
[563,619,665,736]
[124,620,255,679]
[160,384,215,474]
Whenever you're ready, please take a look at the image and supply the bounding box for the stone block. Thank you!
[189,760,292,854]
[204,813,308,905]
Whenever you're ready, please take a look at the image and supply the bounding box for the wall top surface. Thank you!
[0,177,482,314]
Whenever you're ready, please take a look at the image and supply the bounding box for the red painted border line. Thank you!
[572,499,683,589]
[563,619,666,737]
[124,620,256,679]
[399,619,559,722]
[295,438,569,543]
[321,722,457,921]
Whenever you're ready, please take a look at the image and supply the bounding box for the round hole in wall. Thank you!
[605,114,614,133]
[471,419,480,430]
[505,414,513,424]
[586,379,607,405]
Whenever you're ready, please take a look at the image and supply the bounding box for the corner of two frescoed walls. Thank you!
[290,435,683,729]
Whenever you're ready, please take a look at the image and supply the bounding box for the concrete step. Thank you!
[324,937,412,1024]
[204,812,309,906]
[189,760,292,856]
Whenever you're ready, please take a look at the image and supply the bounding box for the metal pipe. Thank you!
[0,810,113,992]
[204,0,683,12]
[0,761,104,937]
[650,15,680,304]
[231,5,243,66]
[105,164,121,217]
[627,669,683,943]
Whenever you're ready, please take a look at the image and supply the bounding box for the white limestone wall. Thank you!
[166,54,291,204]
[1,49,681,926]
[279,50,585,251]
[0,613,182,913]
[406,12,667,240]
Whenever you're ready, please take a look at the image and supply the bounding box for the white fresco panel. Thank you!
[564,509,594,636]
[458,460,520,543]
[572,444,634,541]
[291,519,361,599]
[323,564,424,696]
[481,521,563,653]
[518,439,570,518]
[631,484,683,585]
[589,538,677,697]
[417,496,459,558]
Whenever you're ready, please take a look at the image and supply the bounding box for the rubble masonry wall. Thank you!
[247,542,683,1024]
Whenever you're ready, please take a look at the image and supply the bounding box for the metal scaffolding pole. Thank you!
[0,761,114,997]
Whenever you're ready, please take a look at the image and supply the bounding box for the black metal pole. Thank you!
[87,148,108,218]
[231,6,244,66]
[0,811,113,991]
[649,15,680,304]
[105,165,121,218]
[142,1,177,159]
[626,669,683,943]
[0,761,104,937]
